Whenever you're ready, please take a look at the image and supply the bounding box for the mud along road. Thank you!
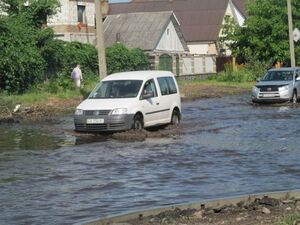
[1,94,300,225]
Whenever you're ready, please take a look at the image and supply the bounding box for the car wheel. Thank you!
[291,90,297,104]
[171,110,180,125]
[132,114,143,130]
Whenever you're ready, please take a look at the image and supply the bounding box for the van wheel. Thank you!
[291,90,298,103]
[132,114,143,130]
[171,110,180,125]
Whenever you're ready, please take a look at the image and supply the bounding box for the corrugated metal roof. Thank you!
[104,11,175,50]
[109,0,246,42]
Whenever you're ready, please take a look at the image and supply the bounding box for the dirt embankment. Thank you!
[0,96,83,124]
[179,82,250,101]
[105,196,300,225]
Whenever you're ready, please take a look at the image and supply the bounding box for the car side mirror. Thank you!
[256,78,260,82]
[296,77,300,81]
[142,90,154,99]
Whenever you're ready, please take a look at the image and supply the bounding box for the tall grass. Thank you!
[279,213,300,225]
[213,62,268,83]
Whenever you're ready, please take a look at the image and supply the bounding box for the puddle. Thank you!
[1,94,300,225]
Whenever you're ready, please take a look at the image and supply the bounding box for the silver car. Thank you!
[252,67,300,103]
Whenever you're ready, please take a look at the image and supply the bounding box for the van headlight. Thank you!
[111,108,128,115]
[75,109,84,115]
[279,85,289,91]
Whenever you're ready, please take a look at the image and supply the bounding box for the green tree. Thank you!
[221,0,300,66]
[0,0,60,27]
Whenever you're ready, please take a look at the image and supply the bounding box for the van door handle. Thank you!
[156,102,160,105]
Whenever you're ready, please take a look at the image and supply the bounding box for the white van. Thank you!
[74,71,181,132]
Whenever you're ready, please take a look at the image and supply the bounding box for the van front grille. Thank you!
[75,123,127,131]
[84,110,111,116]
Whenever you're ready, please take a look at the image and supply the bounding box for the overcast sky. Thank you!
[109,0,130,3]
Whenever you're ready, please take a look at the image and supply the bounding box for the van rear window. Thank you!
[157,77,177,96]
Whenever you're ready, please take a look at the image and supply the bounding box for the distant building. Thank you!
[47,0,109,44]
[108,0,246,56]
[103,11,189,73]
[47,0,246,56]
[46,0,247,75]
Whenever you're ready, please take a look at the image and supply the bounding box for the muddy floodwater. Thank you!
[1,94,300,225]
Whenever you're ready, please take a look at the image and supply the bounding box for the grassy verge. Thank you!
[0,80,98,107]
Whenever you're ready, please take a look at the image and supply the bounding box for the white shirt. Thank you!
[71,67,82,80]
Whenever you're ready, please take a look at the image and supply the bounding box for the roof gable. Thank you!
[104,11,187,51]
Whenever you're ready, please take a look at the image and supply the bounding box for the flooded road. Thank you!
[1,94,300,225]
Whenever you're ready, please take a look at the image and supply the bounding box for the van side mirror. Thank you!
[142,90,154,99]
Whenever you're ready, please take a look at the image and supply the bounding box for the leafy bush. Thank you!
[216,61,268,83]
[244,58,270,80]
[41,40,99,82]
[61,41,99,80]
[106,43,149,75]
[45,76,73,94]
[41,39,66,80]
[0,16,45,94]
[127,47,150,71]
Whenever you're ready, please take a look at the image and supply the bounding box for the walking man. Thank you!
[71,64,83,88]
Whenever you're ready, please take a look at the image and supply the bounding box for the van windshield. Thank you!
[88,80,143,99]
[261,70,294,81]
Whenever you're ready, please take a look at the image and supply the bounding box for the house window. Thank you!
[77,5,86,23]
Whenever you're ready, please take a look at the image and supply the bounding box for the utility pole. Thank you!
[287,0,296,67]
[95,0,107,80]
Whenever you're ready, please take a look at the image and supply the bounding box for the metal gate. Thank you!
[159,54,173,72]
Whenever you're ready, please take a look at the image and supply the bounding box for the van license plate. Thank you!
[86,118,104,124]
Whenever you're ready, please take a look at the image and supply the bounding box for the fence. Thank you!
[181,55,216,75]
[152,53,217,77]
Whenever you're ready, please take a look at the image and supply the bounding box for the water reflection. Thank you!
[0,126,62,151]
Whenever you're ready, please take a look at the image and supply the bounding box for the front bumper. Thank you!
[74,114,135,132]
[252,90,291,103]
[252,98,289,103]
